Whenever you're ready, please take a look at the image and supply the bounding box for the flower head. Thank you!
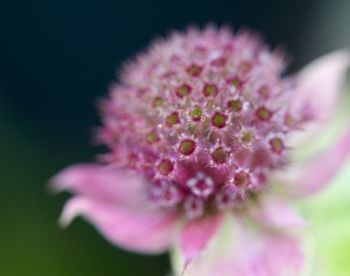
[97,27,296,217]
[51,26,350,275]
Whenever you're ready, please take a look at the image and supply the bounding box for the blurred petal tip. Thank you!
[58,197,87,228]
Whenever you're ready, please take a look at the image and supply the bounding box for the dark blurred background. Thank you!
[1,0,349,275]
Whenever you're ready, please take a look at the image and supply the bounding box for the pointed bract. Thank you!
[178,217,306,276]
[179,214,224,274]
[274,122,350,197]
[60,197,178,254]
[248,195,307,229]
[289,50,350,146]
[51,164,146,206]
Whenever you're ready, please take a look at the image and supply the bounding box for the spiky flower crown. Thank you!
[97,26,301,219]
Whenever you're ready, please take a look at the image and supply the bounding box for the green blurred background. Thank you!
[1,0,350,275]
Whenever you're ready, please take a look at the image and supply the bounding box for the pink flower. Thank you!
[51,26,350,275]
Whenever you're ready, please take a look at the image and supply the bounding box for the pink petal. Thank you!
[60,196,179,254]
[275,122,350,197]
[289,50,349,146]
[51,164,146,206]
[179,214,224,273]
[218,233,304,276]
[248,195,307,229]
[183,217,305,276]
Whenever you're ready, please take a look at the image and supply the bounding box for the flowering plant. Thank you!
[52,26,350,275]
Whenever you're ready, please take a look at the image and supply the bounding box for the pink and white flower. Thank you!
[51,26,350,275]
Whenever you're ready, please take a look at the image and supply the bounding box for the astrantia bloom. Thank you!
[51,26,350,275]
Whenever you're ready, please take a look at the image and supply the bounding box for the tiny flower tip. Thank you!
[48,172,71,194]
[48,165,87,193]
[289,49,350,146]
[47,178,61,195]
[300,49,350,84]
[330,49,350,66]
[58,198,86,228]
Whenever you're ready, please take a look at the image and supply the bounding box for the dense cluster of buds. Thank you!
[97,27,303,219]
